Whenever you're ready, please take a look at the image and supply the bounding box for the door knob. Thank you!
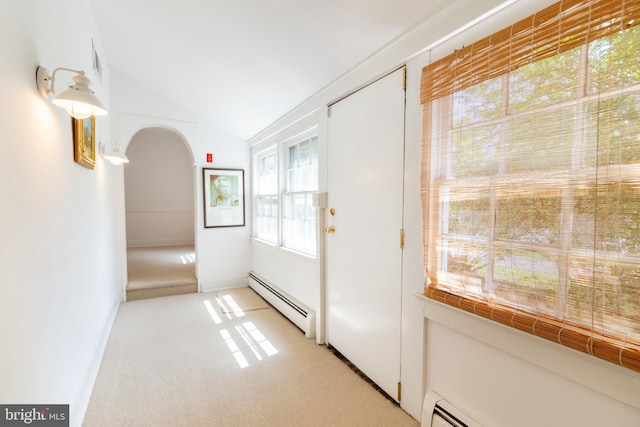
[325,225,335,234]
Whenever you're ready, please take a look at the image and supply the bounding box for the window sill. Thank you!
[417,292,640,411]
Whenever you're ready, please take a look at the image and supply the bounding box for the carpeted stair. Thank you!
[126,245,197,301]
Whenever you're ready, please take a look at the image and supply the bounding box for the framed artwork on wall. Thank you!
[203,168,245,228]
[72,116,96,169]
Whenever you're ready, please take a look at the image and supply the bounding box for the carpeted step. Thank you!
[126,281,197,301]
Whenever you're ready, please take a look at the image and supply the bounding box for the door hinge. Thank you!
[402,67,407,91]
[397,382,402,401]
[400,229,405,249]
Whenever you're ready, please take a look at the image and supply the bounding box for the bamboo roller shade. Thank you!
[421,0,640,373]
[420,0,640,105]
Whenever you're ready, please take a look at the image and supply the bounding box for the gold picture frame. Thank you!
[72,116,96,169]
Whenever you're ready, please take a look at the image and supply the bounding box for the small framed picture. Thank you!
[203,168,245,228]
[72,116,96,170]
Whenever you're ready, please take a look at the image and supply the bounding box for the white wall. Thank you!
[0,1,121,425]
[110,69,251,291]
[249,0,640,424]
[125,127,195,247]
[422,297,640,426]
[251,241,318,309]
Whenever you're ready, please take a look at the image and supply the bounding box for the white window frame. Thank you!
[251,126,319,257]
[282,132,318,255]
[253,145,278,244]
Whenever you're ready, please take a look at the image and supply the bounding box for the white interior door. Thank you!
[325,68,405,401]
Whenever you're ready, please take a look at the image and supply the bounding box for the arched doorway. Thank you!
[124,127,197,301]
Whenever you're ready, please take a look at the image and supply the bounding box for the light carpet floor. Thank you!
[83,288,418,427]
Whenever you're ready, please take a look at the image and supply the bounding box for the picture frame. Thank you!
[203,168,245,228]
[72,116,96,169]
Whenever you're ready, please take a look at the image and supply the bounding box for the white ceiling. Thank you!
[88,0,446,140]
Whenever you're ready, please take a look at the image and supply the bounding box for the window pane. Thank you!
[451,125,500,178]
[258,152,278,195]
[255,195,278,243]
[584,94,640,167]
[289,145,298,168]
[446,198,490,238]
[437,239,488,297]
[588,26,640,94]
[452,77,502,127]
[493,248,559,316]
[287,137,319,192]
[573,183,640,256]
[567,257,640,342]
[496,197,561,245]
[282,192,316,255]
[506,107,575,173]
[299,140,310,165]
[508,48,580,114]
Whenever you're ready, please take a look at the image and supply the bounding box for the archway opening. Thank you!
[124,127,197,301]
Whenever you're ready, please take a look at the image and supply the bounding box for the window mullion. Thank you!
[486,74,510,295]
[557,45,591,319]
[278,141,285,248]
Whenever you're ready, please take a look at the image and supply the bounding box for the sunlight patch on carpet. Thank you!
[217,287,270,314]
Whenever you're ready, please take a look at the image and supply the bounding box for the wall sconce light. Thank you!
[36,66,108,119]
[99,141,129,166]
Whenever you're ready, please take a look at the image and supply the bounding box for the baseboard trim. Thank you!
[71,297,120,427]
[200,277,249,293]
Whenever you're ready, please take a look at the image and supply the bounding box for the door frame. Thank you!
[322,66,407,400]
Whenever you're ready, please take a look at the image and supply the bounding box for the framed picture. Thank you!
[72,116,96,169]
[203,168,245,228]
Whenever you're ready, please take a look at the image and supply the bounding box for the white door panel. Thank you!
[326,68,405,400]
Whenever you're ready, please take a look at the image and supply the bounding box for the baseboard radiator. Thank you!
[248,272,316,339]
[422,392,481,427]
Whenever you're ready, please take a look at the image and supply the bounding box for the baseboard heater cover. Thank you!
[248,272,316,339]
[422,392,481,427]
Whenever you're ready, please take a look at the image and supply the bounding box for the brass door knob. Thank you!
[325,225,335,234]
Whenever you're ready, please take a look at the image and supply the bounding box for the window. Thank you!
[283,136,318,255]
[252,132,319,256]
[254,147,278,243]
[421,0,640,371]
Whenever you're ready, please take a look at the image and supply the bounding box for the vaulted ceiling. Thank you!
[88,0,448,140]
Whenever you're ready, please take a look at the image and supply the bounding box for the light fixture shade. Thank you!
[51,73,107,119]
[102,146,129,165]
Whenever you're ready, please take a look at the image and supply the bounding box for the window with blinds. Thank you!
[420,0,640,371]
